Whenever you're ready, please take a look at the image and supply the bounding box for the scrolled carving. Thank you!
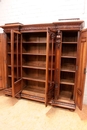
[51,32,56,39]
[48,28,56,40]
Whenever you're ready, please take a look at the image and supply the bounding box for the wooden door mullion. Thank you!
[17,34,18,79]
[11,30,15,97]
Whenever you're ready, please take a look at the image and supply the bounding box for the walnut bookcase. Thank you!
[0,21,87,110]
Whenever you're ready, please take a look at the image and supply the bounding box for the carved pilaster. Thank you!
[55,30,61,49]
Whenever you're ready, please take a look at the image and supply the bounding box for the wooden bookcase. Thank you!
[0,21,87,110]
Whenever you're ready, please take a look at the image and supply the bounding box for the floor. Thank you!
[0,91,87,130]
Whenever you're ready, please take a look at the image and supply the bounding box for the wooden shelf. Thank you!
[22,52,55,56]
[8,75,12,78]
[56,97,74,104]
[23,85,44,92]
[22,86,45,98]
[60,79,75,85]
[61,55,77,59]
[8,65,17,67]
[61,69,75,73]
[7,41,11,43]
[22,53,46,55]
[8,75,21,79]
[22,65,46,70]
[62,42,77,44]
[22,61,46,68]
[23,76,46,82]
[8,52,11,54]
[22,42,46,54]
[8,65,11,67]
[21,86,45,101]
[62,31,78,42]
[8,52,21,54]
[61,52,77,58]
[62,43,77,59]
[59,90,73,100]
[7,41,18,44]
[22,32,46,43]
[22,41,46,44]
[61,64,76,72]
[61,58,76,72]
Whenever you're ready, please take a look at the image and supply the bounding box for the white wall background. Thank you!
[0,0,87,104]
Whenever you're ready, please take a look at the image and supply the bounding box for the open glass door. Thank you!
[76,30,87,110]
[11,30,22,97]
[45,28,56,106]
[0,34,6,89]
[0,34,3,89]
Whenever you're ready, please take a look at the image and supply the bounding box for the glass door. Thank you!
[45,28,56,106]
[11,30,22,97]
[76,30,87,110]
